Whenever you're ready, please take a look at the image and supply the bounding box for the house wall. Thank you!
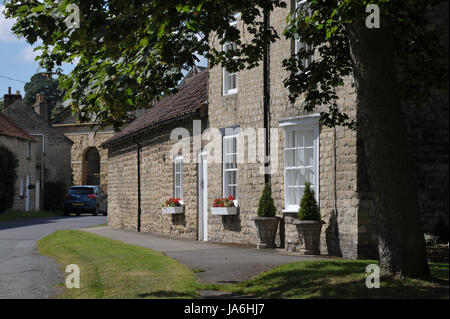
[207,3,371,258]
[3,104,73,191]
[107,117,207,239]
[0,135,37,212]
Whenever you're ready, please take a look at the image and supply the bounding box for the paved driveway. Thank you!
[84,226,321,285]
[0,216,106,299]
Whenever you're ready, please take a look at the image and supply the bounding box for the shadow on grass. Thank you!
[137,291,196,298]
[230,260,449,299]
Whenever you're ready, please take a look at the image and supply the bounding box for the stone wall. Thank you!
[107,117,207,239]
[207,3,369,258]
[55,125,115,192]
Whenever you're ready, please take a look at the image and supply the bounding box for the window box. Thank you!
[162,206,184,215]
[211,206,238,216]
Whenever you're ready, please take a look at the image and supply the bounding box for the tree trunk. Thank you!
[348,22,430,279]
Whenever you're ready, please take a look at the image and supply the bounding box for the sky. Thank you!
[0,4,76,100]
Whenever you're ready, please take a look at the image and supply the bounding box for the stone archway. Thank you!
[83,147,100,185]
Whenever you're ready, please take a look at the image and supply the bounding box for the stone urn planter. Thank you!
[252,216,280,249]
[293,220,323,255]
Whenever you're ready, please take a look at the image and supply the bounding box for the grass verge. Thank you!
[38,230,449,299]
[0,210,63,222]
[38,230,200,298]
[213,259,449,299]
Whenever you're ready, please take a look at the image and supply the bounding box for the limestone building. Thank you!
[2,92,73,209]
[102,3,448,259]
[0,113,38,212]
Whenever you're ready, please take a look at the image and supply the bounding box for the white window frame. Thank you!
[223,133,239,206]
[222,14,239,96]
[26,141,31,160]
[19,178,24,197]
[294,0,314,71]
[174,155,183,201]
[280,114,320,212]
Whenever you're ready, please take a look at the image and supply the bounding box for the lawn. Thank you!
[39,230,449,299]
[215,259,449,299]
[0,210,63,222]
[38,230,200,298]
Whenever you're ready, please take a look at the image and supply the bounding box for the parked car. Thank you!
[64,185,107,216]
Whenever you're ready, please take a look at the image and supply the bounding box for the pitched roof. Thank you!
[0,113,35,141]
[2,101,73,145]
[103,69,208,147]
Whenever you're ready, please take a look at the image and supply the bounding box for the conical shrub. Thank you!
[298,182,320,221]
[257,183,276,217]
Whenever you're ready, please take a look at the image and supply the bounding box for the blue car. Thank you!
[64,186,108,216]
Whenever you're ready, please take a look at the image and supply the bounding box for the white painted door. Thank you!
[25,175,30,212]
[198,152,208,241]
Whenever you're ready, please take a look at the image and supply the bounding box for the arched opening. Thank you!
[83,147,100,185]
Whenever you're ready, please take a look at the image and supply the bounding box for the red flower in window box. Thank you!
[162,197,182,207]
[212,196,235,208]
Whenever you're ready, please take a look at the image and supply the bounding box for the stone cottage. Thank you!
[102,69,208,235]
[0,113,38,212]
[103,2,448,259]
[2,92,73,208]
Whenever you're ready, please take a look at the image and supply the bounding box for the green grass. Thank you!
[38,230,449,299]
[38,230,200,299]
[0,210,63,222]
[212,259,449,299]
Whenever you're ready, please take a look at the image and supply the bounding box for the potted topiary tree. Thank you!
[293,182,323,255]
[252,183,280,249]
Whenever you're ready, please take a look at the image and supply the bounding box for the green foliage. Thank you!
[298,182,320,221]
[44,181,66,212]
[257,183,276,217]
[23,73,66,119]
[283,0,447,129]
[0,145,18,214]
[0,100,4,111]
[4,0,286,130]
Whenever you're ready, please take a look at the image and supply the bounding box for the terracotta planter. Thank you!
[161,206,184,214]
[252,216,280,249]
[293,220,323,255]
[211,206,238,215]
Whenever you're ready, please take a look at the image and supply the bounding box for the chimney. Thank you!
[34,93,49,122]
[3,87,22,109]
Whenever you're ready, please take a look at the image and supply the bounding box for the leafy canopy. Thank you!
[5,0,286,130]
[4,0,446,130]
[283,0,447,128]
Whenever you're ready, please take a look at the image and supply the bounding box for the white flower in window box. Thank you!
[211,196,238,215]
[161,197,184,214]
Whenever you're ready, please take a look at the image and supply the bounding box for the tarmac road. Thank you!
[0,215,106,299]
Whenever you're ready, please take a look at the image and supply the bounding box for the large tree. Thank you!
[23,72,66,117]
[5,0,447,278]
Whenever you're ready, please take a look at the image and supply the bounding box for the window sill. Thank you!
[223,90,238,97]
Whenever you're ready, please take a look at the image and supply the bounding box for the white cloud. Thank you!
[18,45,42,63]
[0,5,24,43]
